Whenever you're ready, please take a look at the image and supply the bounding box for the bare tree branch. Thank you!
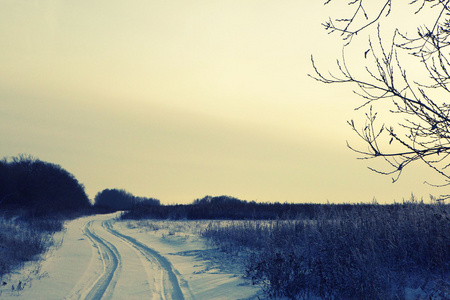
[313,0,450,199]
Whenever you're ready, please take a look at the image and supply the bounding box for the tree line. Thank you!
[94,188,160,211]
[0,155,162,216]
[0,154,328,219]
[1,155,446,222]
[0,155,91,216]
[120,195,400,220]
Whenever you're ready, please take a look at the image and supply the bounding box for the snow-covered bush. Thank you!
[0,215,60,278]
[202,200,450,299]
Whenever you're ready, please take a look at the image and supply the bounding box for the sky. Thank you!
[0,1,445,204]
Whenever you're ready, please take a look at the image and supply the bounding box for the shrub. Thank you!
[202,201,450,299]
[0,214,62,278]
[94,188,160,211]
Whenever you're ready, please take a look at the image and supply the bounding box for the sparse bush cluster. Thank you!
[202,200,450,299]
[0,214,61,278]
[94,188,160,212]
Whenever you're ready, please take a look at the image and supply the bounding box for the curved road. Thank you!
[0,214,260,300]
[78,220,121,300]
[67,215,193,300]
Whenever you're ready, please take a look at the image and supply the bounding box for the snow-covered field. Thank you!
[0,213,262,299]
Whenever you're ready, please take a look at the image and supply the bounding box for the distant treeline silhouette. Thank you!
[2,155,437,223]
[94,188,160,211]
[0,155,90,216]
[120,195,384,220]
[0,155,162,216]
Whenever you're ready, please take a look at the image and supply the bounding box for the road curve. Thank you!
[81,220,121,300]
[0,214,260,300]
[103,220,192,300]
[71,216,192,300]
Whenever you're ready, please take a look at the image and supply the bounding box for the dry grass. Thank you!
[125,219,209,237]
[0,215,62,279]
[201,200,450,299]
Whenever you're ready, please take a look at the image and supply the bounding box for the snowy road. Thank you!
[103,220,189,299]
[0,214,260,300]
[80,220,120,300]
[69,217,191,300]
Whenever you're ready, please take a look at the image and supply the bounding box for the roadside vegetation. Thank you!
[0,155,162,281]
[201,198,450,299]
[0,213,63,278]
[121,195,450,298]
[0,155,91,280]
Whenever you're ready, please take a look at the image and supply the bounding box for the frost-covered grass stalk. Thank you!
[0,215,62,278]
[201,200,450,299]
[126,219,209,236]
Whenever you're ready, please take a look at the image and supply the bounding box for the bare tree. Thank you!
[311,0,450,199]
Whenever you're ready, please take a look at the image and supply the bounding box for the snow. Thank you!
[0,213,262,299]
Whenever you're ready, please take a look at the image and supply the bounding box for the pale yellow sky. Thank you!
[0,1,444,203]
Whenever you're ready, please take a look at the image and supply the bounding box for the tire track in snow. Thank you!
[103,220,193,300]
[80,220,120,300]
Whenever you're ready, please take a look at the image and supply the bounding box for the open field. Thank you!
[0,200,448,299]
[117,200,450,299]
[201,202,450,299]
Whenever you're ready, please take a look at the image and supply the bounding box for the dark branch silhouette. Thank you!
[311,0,450,200]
